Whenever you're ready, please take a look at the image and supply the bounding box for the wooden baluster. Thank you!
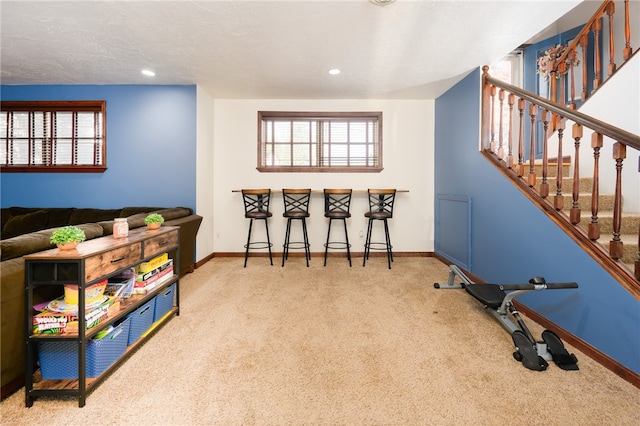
[550,65,557,103]
[498,89,505,160]
[607,1,617,76]
[623,0,633,60]
[593,19,602,91]
[589,133,603,240]
[481,66,492,151]
[581,33,589,102]
[554,118,566,211]
[558,62,567,106]
[540,110,550,198]
[507,94,515,169]
[517,98,525,177]
[570,123,583,225]
[609,142,626,260]
[636,222,640,280]
[569,49,577,109]
[490,86,497,154]
[528,104,537,187]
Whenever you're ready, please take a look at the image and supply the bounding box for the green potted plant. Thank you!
[49,225,86,250]
[144,213,165,230]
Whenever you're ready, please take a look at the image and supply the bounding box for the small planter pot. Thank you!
[57,242,79,250]
[147,223,161,230]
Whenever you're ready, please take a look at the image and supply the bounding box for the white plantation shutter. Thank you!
[1,101,106,172]
[258,111,382,172]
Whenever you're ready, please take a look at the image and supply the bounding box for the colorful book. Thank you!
[137,253,169,274]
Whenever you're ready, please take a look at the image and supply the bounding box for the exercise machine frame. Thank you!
[435,265,579,371]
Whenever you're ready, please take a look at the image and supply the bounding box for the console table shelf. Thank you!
[24,226,181,407]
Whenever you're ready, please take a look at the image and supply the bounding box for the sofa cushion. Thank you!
[69,208,122,225]
[0,223,104,261]
[119,207,162,217]
[98,212,147,235]
[99,208,193,235]
[46,208,75,229]
[149,207,193,221]
[1,209,50,239]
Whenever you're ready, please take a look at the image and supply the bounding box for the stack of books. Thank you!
[134,254,174,294]
[32,296,119,335]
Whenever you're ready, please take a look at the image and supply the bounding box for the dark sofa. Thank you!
[0,206,203,398]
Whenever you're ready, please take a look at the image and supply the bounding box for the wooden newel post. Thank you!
[609,142,626,260]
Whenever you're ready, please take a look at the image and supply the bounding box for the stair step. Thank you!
[573,215,639,264]
[524,163,571,177]
[560,192,615,212]
[578,211,640,236]
[549,193,617,211]
[518,161,638,266]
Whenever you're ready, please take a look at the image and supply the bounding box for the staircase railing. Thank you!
[547,0,635,108]
[481,67,640,299]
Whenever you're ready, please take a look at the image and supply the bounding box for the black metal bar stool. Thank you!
[241,189,273,267]
[282,188,312,267]
[363,189,396,269]
[323,189,352,267]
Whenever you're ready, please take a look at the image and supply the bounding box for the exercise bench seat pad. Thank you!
[464,284,506,309]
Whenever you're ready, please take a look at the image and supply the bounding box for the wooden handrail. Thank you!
[482,65,640,297]
[548,0,635,107]
[483,70,640,151]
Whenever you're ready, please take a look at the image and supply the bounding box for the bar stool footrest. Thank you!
[364,241,393,251]
[283,241,310,250]
[324,241,352,249]
[245,241,273,250]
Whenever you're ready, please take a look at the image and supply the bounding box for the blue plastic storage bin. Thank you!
[153,283,176,322]
[38,317,131,380]
[126,299,155,345]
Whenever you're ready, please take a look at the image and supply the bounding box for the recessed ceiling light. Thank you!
[369,0,396,6]
[141,69,156,77]
[328,68,341,75]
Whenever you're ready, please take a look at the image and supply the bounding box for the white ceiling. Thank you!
[1,0,583,99]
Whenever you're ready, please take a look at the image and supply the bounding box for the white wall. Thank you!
[195,87,216,261]
[205,99,435,258]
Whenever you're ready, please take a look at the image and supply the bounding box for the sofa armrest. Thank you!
[164,214,203,276]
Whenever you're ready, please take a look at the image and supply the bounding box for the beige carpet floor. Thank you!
[1,256,639,425]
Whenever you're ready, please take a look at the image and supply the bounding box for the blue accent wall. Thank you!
[434,68,640,374]
[0,85,197,211]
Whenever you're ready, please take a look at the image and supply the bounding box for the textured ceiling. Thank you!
[0,0,582,99]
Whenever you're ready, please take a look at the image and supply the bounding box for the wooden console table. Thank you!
[24,226,180,407]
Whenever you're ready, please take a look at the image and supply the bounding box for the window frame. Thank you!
[1,100,107,173]
[257,111,383,173]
